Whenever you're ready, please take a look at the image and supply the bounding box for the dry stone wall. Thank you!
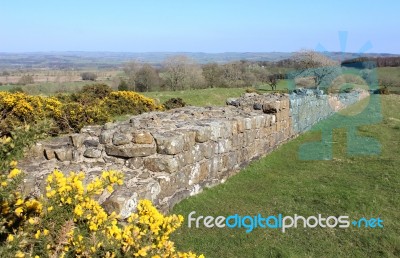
[19,90,367,217]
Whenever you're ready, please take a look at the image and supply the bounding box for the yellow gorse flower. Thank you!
[0,167,203,258]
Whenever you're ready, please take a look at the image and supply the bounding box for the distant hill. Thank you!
[0,51,399,70]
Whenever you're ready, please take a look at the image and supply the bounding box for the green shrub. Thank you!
[117,79,129,91]
[81,72,98,81]
[0,121,50,174]
[379,86,390,95]
[163,98,186,110]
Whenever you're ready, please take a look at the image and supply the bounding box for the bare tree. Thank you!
[163,56,205,90]
[123,61,139,91]
[266,75,279,90]
[202,63,223,88]
[293,50,340,90]
[135,64,161,92]
[18,75,34,85]
[221,62,244,88]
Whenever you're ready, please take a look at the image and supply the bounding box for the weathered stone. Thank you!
[132,131,154,144]
[99,130,114,144]
[226,98,239,106]
[153,132,184,155]
[243,118,252,130]
[103,155,125,165]
[188,160,209,185]
[112,133,131,146]
[192,126,211,143]
[102,191,139,219]
[216,139,231,154]
[54,148,73,161]
[126,157,144,169]
[70,134,86,148]
[263,101,280,114]
[44,148,55,160]
[176,129,196,151]
[236,118,245,133]
[80,125,102,136]
[176,151,195,168]
[144,155,179,173]
[83,148,102,158]
[105,144,156,158]
[29,143,44,158]
[199,142,213,159]
[103,122,116,130]
[253,103,262,110]
[83,139,99,148]
[156,172,187,199]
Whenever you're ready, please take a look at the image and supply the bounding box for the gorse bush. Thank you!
[79,84,113,100]
[0,92,62,136]
[104,91,163,116]
[81,72,98,81]
[0,122,51,174]
[0,165,203,258]
[0,84,163,135]
[56,102,110,133]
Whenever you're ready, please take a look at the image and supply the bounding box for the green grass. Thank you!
[0,81,113,95]
[142,88,248,106]
[171,95,400,257]
[378,67,400,94]
[142,81,289,107]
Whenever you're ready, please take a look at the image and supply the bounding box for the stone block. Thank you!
[44,148,55,160]
[153,132,185,155]
[188,160,209,185]
[70,134,86,148]
[105,143,156,158]
[176,150,195,168]
[113,133,131,146]
[132,131,154,144]
[80,125,102,137]
[99,130,114,144]
[176,129,196,151]
[243,118,252,130]
[144,155,179,173]
[54,148,73,162]
[192,126,212,143]
[263,101,280,114]
[235,117,245,133]
[83,139,99,148]
[83,148,102,158]
[155,172,187,200]
[125,157,144,169]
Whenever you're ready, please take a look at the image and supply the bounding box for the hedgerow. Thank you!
[0,164,203,258]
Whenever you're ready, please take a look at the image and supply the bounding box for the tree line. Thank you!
[116,55,290,92]
[341,56,400,68]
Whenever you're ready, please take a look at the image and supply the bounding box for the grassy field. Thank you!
[142,81,289,106]
[170,95,400,257]
[378,67,400,94]
[142,88,247,107]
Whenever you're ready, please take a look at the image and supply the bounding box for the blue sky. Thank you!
[1,0,399,53]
